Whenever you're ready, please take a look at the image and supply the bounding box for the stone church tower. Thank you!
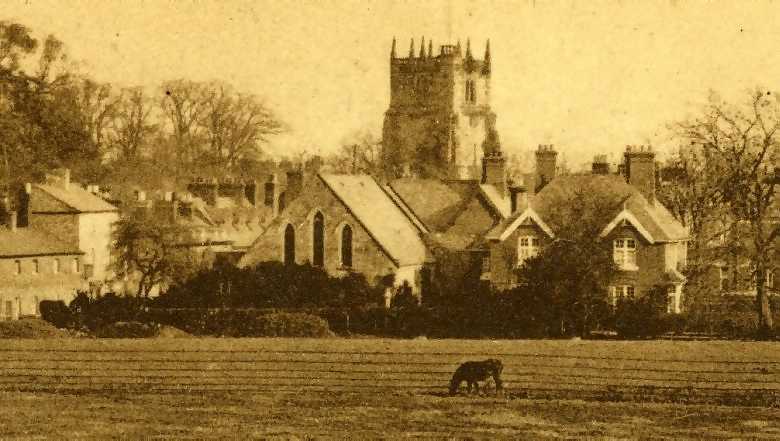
[382,37,498,180]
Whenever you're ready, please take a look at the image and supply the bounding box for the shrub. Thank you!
[252,312,332,338]
[0,318,69,338]
[39,300,73,329]
[614,286,670,339]
[95,321,159,338]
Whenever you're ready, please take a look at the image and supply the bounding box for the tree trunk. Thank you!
[756,273,773,338]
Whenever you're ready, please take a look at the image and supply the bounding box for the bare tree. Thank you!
[160,79,209,177]
[107,87,157,162]
[673,90,779,335]
[325,129,382,176]
[201,82,283,170]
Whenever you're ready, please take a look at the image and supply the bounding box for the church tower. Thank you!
[382,38,497,180]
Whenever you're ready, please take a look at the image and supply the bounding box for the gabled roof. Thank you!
[487,206,555,241]
[599,209,656,243]
[319,174,428,266]
[489,174,689,243]
[0,227,83,258]
[35,183,118,213]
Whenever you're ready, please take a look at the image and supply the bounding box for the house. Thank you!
[486,145,690,312]
[0,211,84,319]
[26,169,120,291]
[0,168,119,318]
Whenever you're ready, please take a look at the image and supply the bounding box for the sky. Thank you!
[6,0,780,170]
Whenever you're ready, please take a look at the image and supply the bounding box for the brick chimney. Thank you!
[624,145,656,202]
[535,144,557,192]
[286,169,303,202]
[509,186,529,213]
[592,154,610,175]
[244,179,259,206]
[481,152,506,197]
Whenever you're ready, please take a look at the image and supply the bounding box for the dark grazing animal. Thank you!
[449,359,504,396]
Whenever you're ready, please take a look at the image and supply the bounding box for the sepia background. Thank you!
[7,0,780,167]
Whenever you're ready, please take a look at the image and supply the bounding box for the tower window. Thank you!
[283,224,295,265]
[312,212,325,267]
[340,224,353,268]
[465,80,476,103]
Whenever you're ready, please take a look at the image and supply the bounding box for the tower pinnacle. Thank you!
[390,37,396,59]
[482,39,491,75]
[419,36,425,59]
[409,38,414,58]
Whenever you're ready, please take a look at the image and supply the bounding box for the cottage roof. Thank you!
[478,184,511,218]
[35,183,118,213]
[319,174,428,266]
[489,174,688,243]
[0,227,83,258]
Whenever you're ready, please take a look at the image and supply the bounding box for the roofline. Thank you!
[32,209,118,215]
[497,207,555,241]
[0,251,84,258]
[477,185,510,219]
[599,209,655,244]
[317,174,401,268]
[385,181,436,233]
[33,184,120,212]
[378,183,430,235]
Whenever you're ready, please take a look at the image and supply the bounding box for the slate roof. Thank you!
[319,174,428,266]
[0,227,83,258]
[489,174,688,243]
[35,183,118,213]
[388,178,477,232]
[479,184,511,218]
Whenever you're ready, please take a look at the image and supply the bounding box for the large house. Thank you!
[487,146,690,312]
[0,169,119,319]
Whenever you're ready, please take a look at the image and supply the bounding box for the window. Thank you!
[667,286,680,314]
[517,236,540,266]
[34,296,39,316]
[613,238,637,270]
[340,224,353,268]
[14,260,21,275]
[73,258,80,273]
[53,259,60,274]
[312,212,325,267]
[609,285,635,306]
[4,300,11,320]
[32,259,39,274]
[283,224,295,265]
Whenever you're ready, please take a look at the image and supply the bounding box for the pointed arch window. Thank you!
[312,212,325,267]
[340,224,353,268]
[283,224,295,265]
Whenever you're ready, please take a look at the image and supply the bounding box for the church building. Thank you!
[240,38,690,310]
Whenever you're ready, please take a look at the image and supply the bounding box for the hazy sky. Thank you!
[7,0,780,169]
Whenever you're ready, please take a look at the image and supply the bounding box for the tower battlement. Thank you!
[383,37,496,181]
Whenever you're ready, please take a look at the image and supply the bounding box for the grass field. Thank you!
[0,337,779,439]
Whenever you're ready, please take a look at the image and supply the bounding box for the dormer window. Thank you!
[517,236,540,266]
[613,238,637,270]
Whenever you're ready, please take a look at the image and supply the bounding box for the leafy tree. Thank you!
[516,185,621,337]
[112,210,203,297]
[671,90,779,336]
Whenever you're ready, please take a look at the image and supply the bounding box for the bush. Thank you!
[156,262,384,309]
[0,318,70,338]
[39,300,73,329]
[252,312,332,338]
[95,321,159,338]
[614,286,671,339]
